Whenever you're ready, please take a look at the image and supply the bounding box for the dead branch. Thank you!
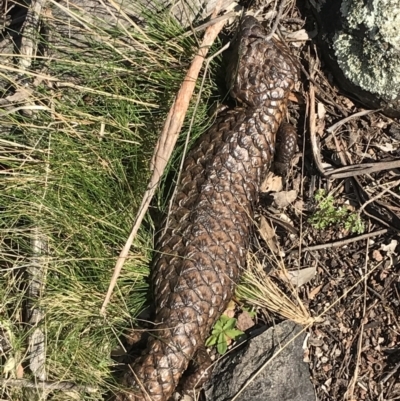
[18,0,45,71]
[299,228,388,253]
[27,227,48,382]
[324,160,400,179]
[0,378,98,393]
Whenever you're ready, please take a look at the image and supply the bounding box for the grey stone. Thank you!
[311,0,400,117]
[333,0,400,101]
[204,321,315,401]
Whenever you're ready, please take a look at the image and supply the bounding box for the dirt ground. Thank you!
[255,1,400,400]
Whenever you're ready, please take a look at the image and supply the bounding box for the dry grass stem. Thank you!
[238,253,314,326]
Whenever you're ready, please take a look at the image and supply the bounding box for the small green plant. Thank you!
[205,315,244,355]
[309,189,365,234]
[242,306,257,318]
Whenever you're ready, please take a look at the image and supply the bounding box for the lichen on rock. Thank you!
[333,0,400,101]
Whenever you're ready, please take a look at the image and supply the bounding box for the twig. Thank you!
[358,179,400,216]
[0,105,50,116]
[328,119,400,231]
[164,41,230,230]
[18,0,45,70]
[27,227,48,382]
[264,0,287,41]
[308,88,399,180]
[100,6,229,315]
[326,109,379,134]
[325,160,400,179]
[9,0,46,118]
[344,228,370,400]
[0,378,98,393]
[262,211,298,235]
[299,229,388,253]
[352,174,400,231]
[27,135,51,386]
[381,361,400,385]
[308,81,327,176]
[300,63,344,114]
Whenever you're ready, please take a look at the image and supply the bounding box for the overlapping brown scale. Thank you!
[116,15,299,401]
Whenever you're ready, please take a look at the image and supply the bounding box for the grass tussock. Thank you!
[237,253,314,327]
[0,2,220,399]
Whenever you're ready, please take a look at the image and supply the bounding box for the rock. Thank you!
[204,320,315,401]
[311,0,400,117]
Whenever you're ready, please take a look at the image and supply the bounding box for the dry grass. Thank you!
[237,252,314,326]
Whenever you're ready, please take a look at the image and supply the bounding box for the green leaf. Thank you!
[205,335,217,347]
[217,333,228,355]
[222,317,237,331]
[214,319,224,331]
[224,328,244,340]
[242,307,257,318]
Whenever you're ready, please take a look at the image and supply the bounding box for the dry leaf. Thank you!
[259,216,275,242]
[16,363,24,379]
[236,311,255,332]
[316,119,325,137]
[372,249,383,262]
[224,300,236,318]
[224,309,235,318]
[381,239,398,255]
[317,101,326,120]
[124,328,142,346]
[349,128,360,148]
[3,357,16,376]
[258,216,279,254]
[308,284,323,300]
[293,199,305,212]
[226,300,236,311]
[285,29,310,41]
[261,172,283,193]
[342,97,355,109]
[279,266,316,288]
[272,190,297,208]
[376,143,395,152]
[371,119,387,129]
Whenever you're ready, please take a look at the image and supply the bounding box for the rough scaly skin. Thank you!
[117,16,299,401]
